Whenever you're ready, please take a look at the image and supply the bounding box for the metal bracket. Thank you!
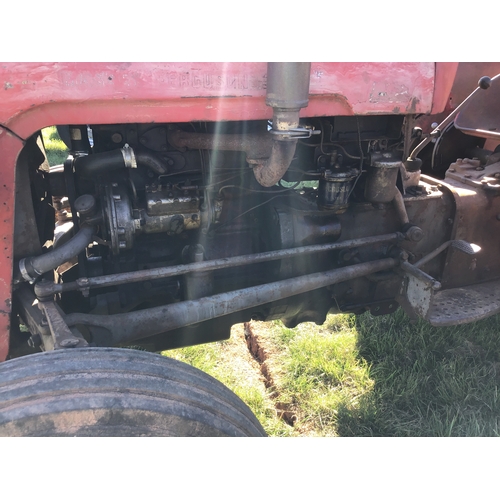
[269,127,321,139]
[38,300,89,350]
[397,258,441,321]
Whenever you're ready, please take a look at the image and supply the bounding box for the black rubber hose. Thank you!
[74,148,167,176]
[74,149,124,175]
[134,149,168,174]
[19,225,95,281]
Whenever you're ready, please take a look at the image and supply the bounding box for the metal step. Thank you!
[428,280,500,326]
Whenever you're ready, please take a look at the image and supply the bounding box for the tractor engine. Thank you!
[10,63,500,355]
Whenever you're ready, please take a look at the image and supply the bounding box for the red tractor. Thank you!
[0,62,499,436]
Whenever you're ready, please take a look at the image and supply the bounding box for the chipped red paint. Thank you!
[0,63,442,137]
[0,62,459,361]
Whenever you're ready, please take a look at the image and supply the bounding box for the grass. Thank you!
[41,126,68,166]
[349,310,500,436]
[164,310,500,436]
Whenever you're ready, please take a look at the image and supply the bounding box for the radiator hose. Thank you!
[18,225,95,282]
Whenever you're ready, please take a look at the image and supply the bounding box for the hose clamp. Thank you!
[19,258,39,283]
[121,144,137,169]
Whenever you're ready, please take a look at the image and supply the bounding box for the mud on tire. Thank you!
[0,347,266,437]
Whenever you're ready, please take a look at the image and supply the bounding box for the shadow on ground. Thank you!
[333,309,500,436]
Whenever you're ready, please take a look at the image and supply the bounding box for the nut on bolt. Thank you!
[399,250,409,261]
[405,226,424,242]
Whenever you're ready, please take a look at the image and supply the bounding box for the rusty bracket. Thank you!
[397,256,441,321]
[38,300,88,350]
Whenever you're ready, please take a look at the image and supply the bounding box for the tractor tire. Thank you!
[0,347,266,437]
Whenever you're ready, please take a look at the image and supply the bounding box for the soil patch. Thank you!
[244,321,296,426]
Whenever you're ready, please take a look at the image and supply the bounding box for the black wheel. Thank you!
[0,348,266,437]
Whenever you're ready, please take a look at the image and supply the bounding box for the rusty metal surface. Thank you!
[428,279,500,326]
[338,179,455,277]
[65,258,398,346]
[445,158,500,191]
[392,190,410,226]
[253,140,297,187]
[364,158,400,204]
[429,170,500,289]
[403,274,435,320]
[167,129,273,163]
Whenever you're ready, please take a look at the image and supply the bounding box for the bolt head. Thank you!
[59,338,79,347]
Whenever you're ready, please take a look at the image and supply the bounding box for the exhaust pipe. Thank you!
[253,62,313,187]
[166,63,313,187]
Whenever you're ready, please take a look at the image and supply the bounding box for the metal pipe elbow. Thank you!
[252,139,297,188]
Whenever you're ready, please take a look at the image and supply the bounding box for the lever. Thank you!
[405,76,492,170]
